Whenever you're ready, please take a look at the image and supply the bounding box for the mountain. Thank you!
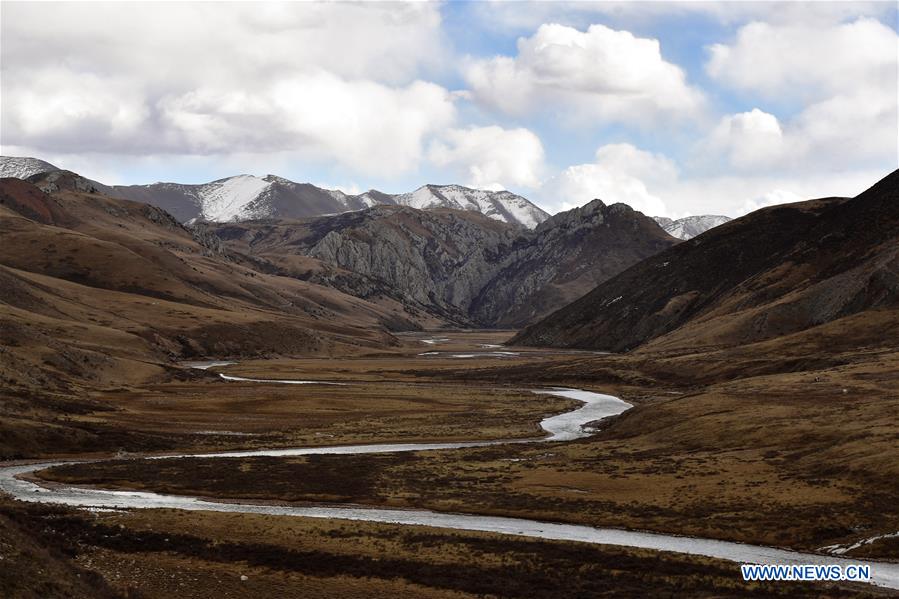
[0,156,60,179]
[1,156,550,228]
[514,170,899,352]
[0,174,429,393]
[653,215,731,240]
[210,199,677,327]
[109,175,374,223]
[365,184,549,229]
[469,200,678,327]
[112,178,549,229]
[25,169,115,196]
[0,157,681,328]
[210,206,520,325]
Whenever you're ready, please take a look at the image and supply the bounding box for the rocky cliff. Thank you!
[210,200,677,327]
[470,200,677,326]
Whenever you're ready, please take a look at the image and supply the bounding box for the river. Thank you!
[1,379,896,590]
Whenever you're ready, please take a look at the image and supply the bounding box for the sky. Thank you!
[1,1,896,218]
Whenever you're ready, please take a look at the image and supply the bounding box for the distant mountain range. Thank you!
[653,215,732,240]
[0,157,548,229]
[3,163,681,328]
[1,156,731,235]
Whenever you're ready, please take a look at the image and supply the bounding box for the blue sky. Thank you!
[2,1,896,217]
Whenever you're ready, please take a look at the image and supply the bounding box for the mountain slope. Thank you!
[514,170,899,352]
[110,175,372,223]
[470,200,678,327]
[113,176,548,228]
[211,199,676,327]
[0,176,421,393]
[1,157,550,228]
[210,207,521,324]
[368,184,549,229]
[653,215,731,240]
[0,156,60,179]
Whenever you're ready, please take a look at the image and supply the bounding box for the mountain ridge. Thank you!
[652,215,732,240]
[209,197,678,327]
[513,170,899,352]
[0,157,548,229]
[1,156,738,235]
[0,156,61,180]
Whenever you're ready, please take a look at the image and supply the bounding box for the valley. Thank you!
[2,329,898,597]
[0,167,897,597]
[3,2,896,596]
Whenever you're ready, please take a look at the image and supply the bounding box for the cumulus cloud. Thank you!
[705,109,786,169]
[157,74,455,176]
[706,18,896,99]
[541,144,675,216]
[428,126,545,190]
[543,143,883,219]
[0,2,452,176]
[3,68,151,152]
[2,1,893,212]
[1,3,445,86]
[465,23,704,124]
[705,18,897,171]
[668,171,885,218]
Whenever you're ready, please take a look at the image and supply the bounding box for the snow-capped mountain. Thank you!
[0,156,60,179]
[198,175,274,221]
[113,176,549,228]
[1,156,549,228]
[654,215,732,240]
[374,184,549,229]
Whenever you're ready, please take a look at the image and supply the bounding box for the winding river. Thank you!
[2,376,897,590]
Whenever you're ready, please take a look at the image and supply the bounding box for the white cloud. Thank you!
[465,23,704,125]
[706,18,896,100]
[542,142,885,219]
[542,144,674,216]
[660,169,889,219]
[791,89,897,167]
[706,96,896,174]
[157,73,455,176]
[428,126,545,190]
[706,18,899,170]
[592,143,679,188]
[2,68,152,153]
[706,109,786,169]
[705,19,897,173]
[0,2,452,176]
[2,0,893,209]
[1,3,445,86]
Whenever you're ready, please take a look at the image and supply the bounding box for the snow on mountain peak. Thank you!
[0,156,549,228]
[0,156,60,180]
[198,174,273,221]
[391,184,549,228]
[653,214,731,240]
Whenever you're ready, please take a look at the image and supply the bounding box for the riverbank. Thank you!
[3,331,898,597]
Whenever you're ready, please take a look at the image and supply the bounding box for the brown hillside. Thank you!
[513,170,899,352]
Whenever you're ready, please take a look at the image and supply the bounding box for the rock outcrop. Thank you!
[470,200,677,327]
[210,200,677,327]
